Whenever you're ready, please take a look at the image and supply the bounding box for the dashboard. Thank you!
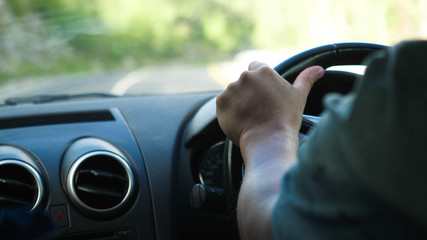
[0,92,222,239]
[0,43,382,240]
[0,72,359,240]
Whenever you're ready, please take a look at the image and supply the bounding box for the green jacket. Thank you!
[273,41,427,239]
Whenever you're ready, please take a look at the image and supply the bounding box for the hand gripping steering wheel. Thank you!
[222,42,388,214]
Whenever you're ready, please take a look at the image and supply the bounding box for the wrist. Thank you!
[239,123,299,171]
[236,124,300,240]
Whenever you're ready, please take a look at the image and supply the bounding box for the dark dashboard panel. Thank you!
[0,108,154,239]
[0,92,217,240]
[0,69,357,239]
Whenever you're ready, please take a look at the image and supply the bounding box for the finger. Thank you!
[248,61,268,71]
[293,66,324,97]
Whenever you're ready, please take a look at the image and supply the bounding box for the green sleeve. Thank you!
[272,41,427,239]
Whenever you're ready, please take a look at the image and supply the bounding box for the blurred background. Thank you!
[0,0,426,92]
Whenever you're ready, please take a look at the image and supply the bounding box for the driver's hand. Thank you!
[216,61,324,149]
[216,62,323,239]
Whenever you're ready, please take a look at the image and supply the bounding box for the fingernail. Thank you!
[316,68,324,79]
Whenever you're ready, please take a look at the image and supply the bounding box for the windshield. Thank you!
[0,0,426,100]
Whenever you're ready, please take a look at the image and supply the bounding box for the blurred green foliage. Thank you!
[0,0,426,81]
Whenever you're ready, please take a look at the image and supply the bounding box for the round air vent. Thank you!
[62,138,137,219]
[0,160,44,211]
[0,145,47,212]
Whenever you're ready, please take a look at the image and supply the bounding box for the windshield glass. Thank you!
[1,0,426,100]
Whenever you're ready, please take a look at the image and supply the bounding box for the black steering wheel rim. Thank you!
[276,42,387,82]
[222,42,388,214]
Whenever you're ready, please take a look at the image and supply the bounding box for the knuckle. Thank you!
[257,65,273,75]
[217,90,231,108]
[216,93,225,107]
[248,61,260,69]
[248,61,258,69]
[306,75,317,88]
[306,71,316,83]
[239,70,254,85]
[217,81,239,108]
[249,60,260,65]
[227,81,239,91]
[256,65,277,79]
[239,70,251,80]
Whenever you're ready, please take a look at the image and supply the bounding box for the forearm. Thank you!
[237,127,299,239]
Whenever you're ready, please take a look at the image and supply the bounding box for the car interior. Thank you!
[0,43,387,239]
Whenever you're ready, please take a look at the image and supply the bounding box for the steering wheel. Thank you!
[222,42,388,214]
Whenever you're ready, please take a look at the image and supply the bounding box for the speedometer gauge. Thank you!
[198,141,225,188]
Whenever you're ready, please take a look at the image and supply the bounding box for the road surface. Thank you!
[0,64,229,103]
[0,50,292,103]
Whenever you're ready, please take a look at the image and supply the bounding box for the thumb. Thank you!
[292,66,324,97]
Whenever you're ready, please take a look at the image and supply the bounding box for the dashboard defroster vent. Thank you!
[0,110,114,130]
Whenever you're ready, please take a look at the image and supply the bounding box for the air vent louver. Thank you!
[65,147,136,219]
[62,138,137,219]
[0,160,43,210]
[74,154,129,210]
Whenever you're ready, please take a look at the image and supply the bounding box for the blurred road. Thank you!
[0,50,291,103]
[0,65,222,102]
